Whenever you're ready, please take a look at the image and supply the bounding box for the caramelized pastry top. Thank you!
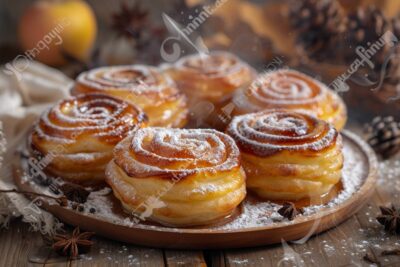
[168,51,256,101]
[72,65,188,128]
[113,127,241,180]
[32,93,147,146]
[245,70,325,106]
[176,52,250,78]
[227,110,338,157]
[73,65,181,105]
[234,69,346,130]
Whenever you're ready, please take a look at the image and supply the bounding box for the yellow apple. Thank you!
[18,0,97,66]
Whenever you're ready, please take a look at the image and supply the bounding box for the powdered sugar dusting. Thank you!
[234,69,338,113]
[76,65,175,94]
[32,94,145,145]
[114,127,241,178]
[227,110,338,157]
[20,132,369,232]
[173,51,254,81]
[209,135,366,230]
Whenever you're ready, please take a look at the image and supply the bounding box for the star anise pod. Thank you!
[278,202,304,221]
[111,1,148,39]
[52,227,95,259]
[376,205,400,234]
[58,183,90,204]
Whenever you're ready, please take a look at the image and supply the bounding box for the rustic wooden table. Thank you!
[2,0,400,265]
[0,125,399,267]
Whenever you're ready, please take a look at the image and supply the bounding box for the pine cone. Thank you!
[344,6,391,67]
[383,16,400,85]
[289,0,347,62]
[392,14,400,41]
[366,116,400,159]
[382,51,400,87]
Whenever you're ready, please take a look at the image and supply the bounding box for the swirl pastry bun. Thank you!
[106,127,246,227]
[29,94,147,184]
[72,65,188,128]
[233,69,347,130]
[165,51,256,129]
[227,110,343,201]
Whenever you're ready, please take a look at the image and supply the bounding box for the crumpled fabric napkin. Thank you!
[0,59,72,235]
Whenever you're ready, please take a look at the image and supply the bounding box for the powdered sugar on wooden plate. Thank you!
[19,131,368,231]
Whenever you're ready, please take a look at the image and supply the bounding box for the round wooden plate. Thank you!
[14,130,378,249]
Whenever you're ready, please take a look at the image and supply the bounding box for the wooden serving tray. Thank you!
[14,130,378,249]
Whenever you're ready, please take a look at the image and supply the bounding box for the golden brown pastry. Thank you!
[233,69,347,130]
[106,127,246,227]
[226,110,343,201]
[29,94,147,184]
[165,51,256,129]
[71,65,188,128]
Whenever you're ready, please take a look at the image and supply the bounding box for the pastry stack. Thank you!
[28,51,347,227]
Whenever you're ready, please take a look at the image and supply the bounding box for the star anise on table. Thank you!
[277,202,304,221]
[376,205,400,234]
[111,1,149,39]
[52,227,95,259]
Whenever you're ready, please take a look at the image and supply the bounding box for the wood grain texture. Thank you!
[26,229,165,267]
[0,220,42,267]
[164,250,207,267]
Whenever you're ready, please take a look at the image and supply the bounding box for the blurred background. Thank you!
[1,0,400,123]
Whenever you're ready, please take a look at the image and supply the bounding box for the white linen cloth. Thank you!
[0,60,72,234]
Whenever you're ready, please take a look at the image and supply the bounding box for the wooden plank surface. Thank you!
[3,198,399,267]
[164,250,207,267]
[0,220,42,267]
